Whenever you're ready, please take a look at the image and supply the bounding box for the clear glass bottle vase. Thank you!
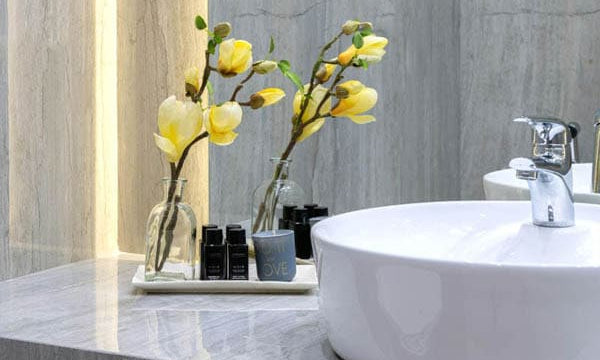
[251,158,305,234]
[145,178,197,281]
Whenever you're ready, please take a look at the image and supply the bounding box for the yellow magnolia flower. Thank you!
[184,66,200,93]
[217,39,253,77]
[331,80,377,124]
[338,35,388,66]
[204,101,243,145]
[315,63,337,83]
[249,88,285,109]
[293,84,331,142]
[153,96,204,163]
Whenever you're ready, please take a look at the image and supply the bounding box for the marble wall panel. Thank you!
[460,0,600,198]
[0,0,8,279]
[3,0,599,280]
[6,0,96,278]
[117,0,208,253]
[209,0,461,224]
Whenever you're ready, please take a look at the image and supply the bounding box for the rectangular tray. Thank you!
[132,265,318,294]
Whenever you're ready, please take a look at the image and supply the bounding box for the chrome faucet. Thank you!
[592,110,600,193]
[510,116,574,227]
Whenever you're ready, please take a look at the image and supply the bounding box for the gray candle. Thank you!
[252,230,296,281]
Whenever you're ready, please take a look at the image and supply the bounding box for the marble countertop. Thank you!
[0,255,338,360]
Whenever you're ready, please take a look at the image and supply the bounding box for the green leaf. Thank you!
[285,71,304,91]
[357,58,369,69]
[207,39,217,54]
[213,35,223,44]
[352,32,364,49]
[269,36,275,54]
[195,15,207,30]
[277,60,291,73]
[277,60,303,90]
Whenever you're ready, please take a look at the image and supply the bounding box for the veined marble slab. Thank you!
[0,256,337,360]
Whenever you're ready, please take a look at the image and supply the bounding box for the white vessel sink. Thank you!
[312,201,600,360]
[484,163,600,204]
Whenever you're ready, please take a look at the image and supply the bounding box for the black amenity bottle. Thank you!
[227,228,249,280]
[225,224,242,238]
[292,207,312,259]
[201,228,226,280]
[200,224,218,280]
[279,205,297,230]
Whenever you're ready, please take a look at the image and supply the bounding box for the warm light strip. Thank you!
[94,0,119,352]
[94,0,118,257]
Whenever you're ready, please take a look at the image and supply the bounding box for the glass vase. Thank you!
[145,178,197,281]
[251,158,305,234]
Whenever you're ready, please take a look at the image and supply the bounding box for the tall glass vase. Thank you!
[145,178,197,281]
[251,158,305,234]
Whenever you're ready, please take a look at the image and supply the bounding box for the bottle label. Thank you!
[229,249,248,280]
[205,249,225,280]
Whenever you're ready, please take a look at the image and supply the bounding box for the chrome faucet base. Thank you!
[527,171,575,228]
[533,220,574,228]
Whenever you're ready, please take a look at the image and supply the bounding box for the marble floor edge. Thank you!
[0,337,151,360]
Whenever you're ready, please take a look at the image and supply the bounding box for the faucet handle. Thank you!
[513,116,571,146]
[513,116,573,174]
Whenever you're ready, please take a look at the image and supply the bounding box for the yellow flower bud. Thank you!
[204,101,243,145]
[252,60,278,74]
[217,39,253,77]
[184,66,200,94]
[154,96,204,162]
[249,88,285,109]
[315,63,337,83]
[331,80,377,124]
[342,20,360,35]
[293,84,331,142]
[213,22,232,38]
[338,35,388,66]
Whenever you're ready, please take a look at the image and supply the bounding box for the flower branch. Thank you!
[230,70,255,101]
[149,16,284,274]
[252,20,388,234]
[295,30,344,126]
[192,50,212,103]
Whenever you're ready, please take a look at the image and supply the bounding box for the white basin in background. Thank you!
[312,201,600,360]
[484,163,600,203]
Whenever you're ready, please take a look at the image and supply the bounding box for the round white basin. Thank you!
[484,163,600,204]
[312,201,600,360]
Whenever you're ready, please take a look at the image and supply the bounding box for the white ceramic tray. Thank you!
[131,265,318,293]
